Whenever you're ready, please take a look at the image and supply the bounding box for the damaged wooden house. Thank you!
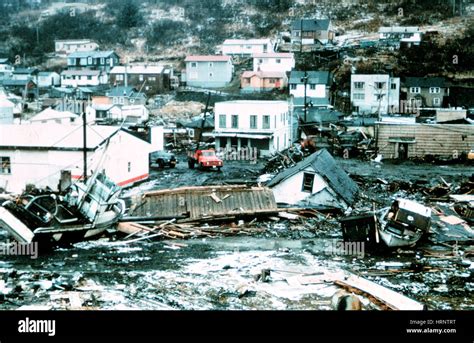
[266,149,359,210]
[126,185,279,224]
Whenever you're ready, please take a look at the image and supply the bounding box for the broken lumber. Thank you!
[334,273,424,311]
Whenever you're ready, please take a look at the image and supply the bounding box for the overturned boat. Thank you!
[340,198,432,248]
[0,173,125,246]
[377,199,431,248]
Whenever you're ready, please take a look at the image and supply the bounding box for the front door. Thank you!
[397,143,408,160]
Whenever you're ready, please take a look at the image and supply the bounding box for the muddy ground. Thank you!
[0,156,473,310]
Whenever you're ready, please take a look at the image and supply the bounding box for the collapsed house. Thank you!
[266,149,359,210]
[126,185,278,223]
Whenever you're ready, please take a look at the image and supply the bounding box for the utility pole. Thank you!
[83,111,88,182]
[300,19,303,54]
[302,71,308,123]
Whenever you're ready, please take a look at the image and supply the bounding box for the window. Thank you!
[433,97,441,106]
[258,59,263,64]
[269,78,276,84]
[310,84,316,90]
[354,82,365,89]
[219,115,226,128]
[374,82,385,89]
[263,115,270,129]
[87,76,92,80]
[149,77,156,81]
[100,57,105,65]
[430,87,440,94]
[391,83,397,90]
[119,97,125,104]
[209,62,213,68]
[191,62,197,68]
[139,74,144,81]
[231,115,238,128]
[290,84,297,90]
[353,93,365,100]
[113,97,118,104]
[0,157,11,174]
[116,74,124,81]
[375,94,384,100]
[127,162,131,173]
[250,115,257,129]
[410,87,420,93]
[209,72,214,78]
[302,173,314,192]
[87,57,92,65]
[276,59,281,64]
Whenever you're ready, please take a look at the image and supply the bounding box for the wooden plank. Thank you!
[334,273,424,311]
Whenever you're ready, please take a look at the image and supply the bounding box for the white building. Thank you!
[37,71,61,88]
[0,124,152,194]
[0,98,14,124]
[210,100,292,157]
[253,53,295,73]
[61,69,108,87]
[378,27,422,46]
[29,107,79,125]
[350,74,400,115]
[222,39,274,56]
[55,39,99,56]
[289,71,331,100]
[267,149,359,210]
[86,104,149,124]
[0,58,13,80]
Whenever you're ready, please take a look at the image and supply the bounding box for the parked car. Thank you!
[150,151,177,168]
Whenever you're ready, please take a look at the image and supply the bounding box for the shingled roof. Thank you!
[404,77,446,88]
[267,149,359,205]
[291,19,331,31]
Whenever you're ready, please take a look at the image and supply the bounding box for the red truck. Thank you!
[188,149,223,171]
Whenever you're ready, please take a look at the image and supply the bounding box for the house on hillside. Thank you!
[222,39,274,57]
[291,19,334,45]
[55,39,99,56]
[67,51,120,73]
[378,26,422,47]
[0,58,13,81]
[60,69,108,87]
[289,70,332,105]
[253,53,295,73]
[350,74,400,115]
[240,71,288,92]
[402,77,449,108]
[106,86,147,106]
[109,64,174,95]
[37,71,61,88]
[267,149,359,210]
[183,55,233,88]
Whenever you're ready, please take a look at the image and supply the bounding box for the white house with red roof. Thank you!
[183,55,233,88]
[253,53,295,73]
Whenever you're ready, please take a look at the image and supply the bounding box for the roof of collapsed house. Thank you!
[267,149,359,204]
[129,185,278,222]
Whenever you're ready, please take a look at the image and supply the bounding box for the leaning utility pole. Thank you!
[83,111,88,182]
